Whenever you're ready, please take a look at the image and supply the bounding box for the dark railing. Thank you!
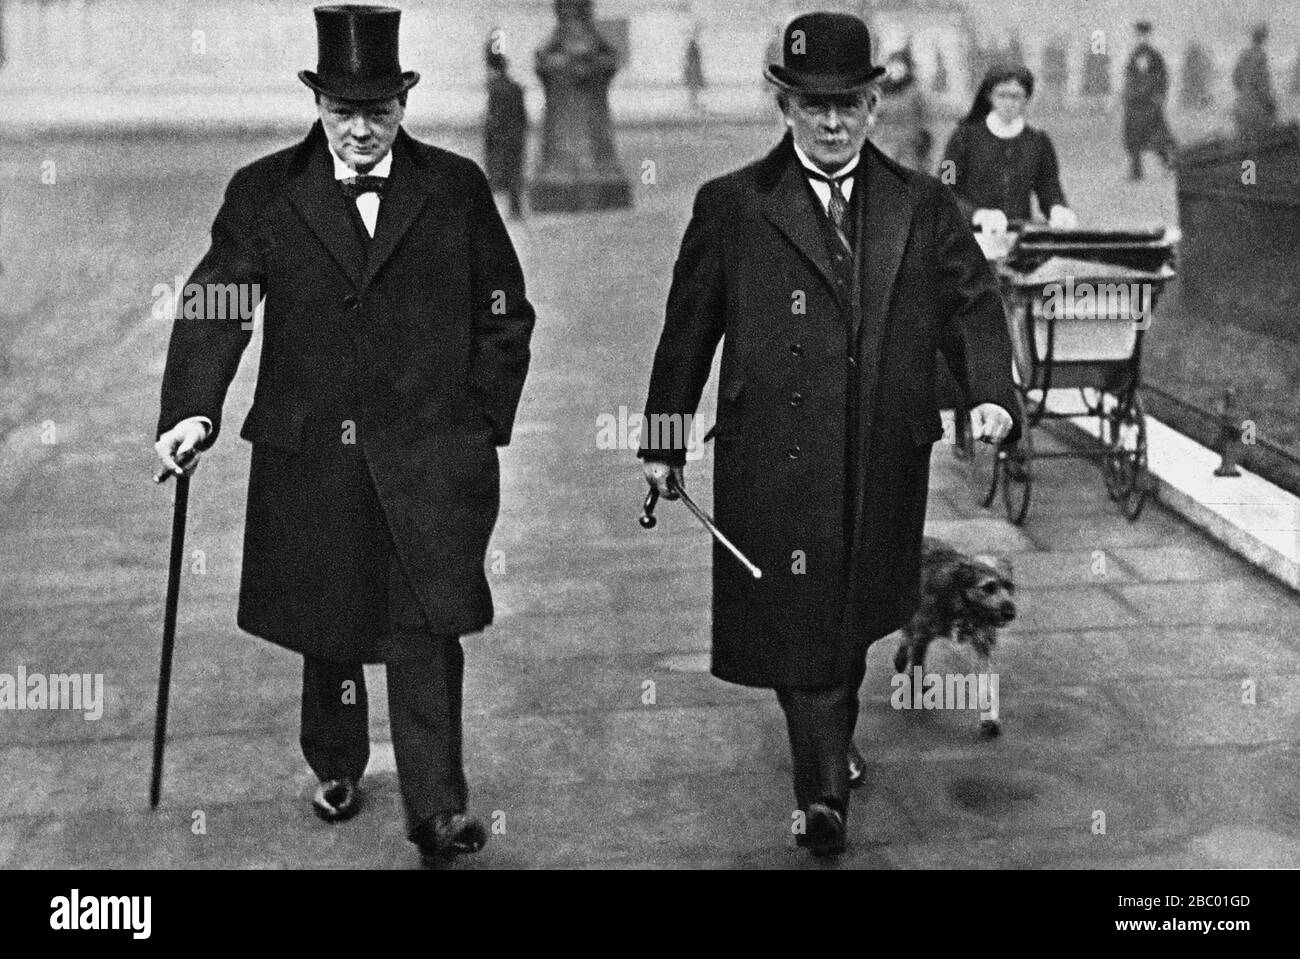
[1142,382,1300,495]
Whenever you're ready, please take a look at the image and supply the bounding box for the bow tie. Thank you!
[339,175,388,200]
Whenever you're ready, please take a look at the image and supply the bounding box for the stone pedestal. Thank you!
[529,0,631,212]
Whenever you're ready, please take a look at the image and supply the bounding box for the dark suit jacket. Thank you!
[157,123,535,661]
[640,135,1019,688]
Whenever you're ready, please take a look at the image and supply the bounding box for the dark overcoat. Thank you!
[158,123,535,663]
[640,135,1019,689]
[1123,43,1175,154]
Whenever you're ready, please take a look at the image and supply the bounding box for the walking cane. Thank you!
[639,477,763,579]
[149,449,195,808]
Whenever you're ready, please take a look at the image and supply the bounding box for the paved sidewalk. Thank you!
[2,125,1299,869]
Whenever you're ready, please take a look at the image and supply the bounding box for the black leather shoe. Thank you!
[847,743,866,789]
[413,812,488,866]
[804,801,847,857]
[312,778,361,823]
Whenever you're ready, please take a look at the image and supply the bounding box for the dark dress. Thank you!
[940,119,1067,223]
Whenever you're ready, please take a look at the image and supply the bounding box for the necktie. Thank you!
[806,169,853,253]
[339,175,388,200]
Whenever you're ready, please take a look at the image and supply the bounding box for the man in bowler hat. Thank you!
[639,12,1019,857]
[154,4,535,865]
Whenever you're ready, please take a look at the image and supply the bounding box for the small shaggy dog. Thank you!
[892,538,1016,735]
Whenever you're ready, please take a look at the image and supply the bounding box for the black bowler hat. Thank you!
[765,12,886,95]
[298,5,420,102]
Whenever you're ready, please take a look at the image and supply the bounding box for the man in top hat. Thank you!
[638,11,1019,857]
[153,4,535,866]
[1122,20,1176,180]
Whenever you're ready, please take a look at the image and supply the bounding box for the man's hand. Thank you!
[154,419,208,478]
[971,403,1014,445]
[971,208,1009,235]
[642,460,684,500]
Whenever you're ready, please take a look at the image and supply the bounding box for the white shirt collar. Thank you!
[792,140,860,181]
[985,113,1026,139]
[329,145,393,180]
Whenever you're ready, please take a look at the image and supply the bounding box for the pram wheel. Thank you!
[1103,392,1149,521]
[998,395,1034,526]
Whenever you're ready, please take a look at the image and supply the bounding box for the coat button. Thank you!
[343,294,360,309]
[790,342,804,357]
[787,445,802,459]
[789,392,804,407]
[847,355,857,368]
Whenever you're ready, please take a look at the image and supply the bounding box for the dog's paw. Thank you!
[979,719,1002,738]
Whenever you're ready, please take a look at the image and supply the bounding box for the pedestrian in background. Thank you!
[684,28,705,113]
[874,45,933,172]
[1232,24,1278,141]
[1122,20,1176,180]
[941,64,1076,233]
[485,50,528,219]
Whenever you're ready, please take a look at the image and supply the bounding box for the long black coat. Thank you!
[485,75,527,189]
[640,135,1019,689]
[158,123,535,662]
[1123,42,1175,154]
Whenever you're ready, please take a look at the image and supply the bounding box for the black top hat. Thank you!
[765,12,886,95]
[299,5,420,102]
[1134,20,1153,34]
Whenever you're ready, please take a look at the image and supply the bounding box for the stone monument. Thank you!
[529,0,631,212]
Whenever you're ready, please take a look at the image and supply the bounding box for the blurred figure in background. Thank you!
[874,45,932,172]
[485,50,528,219]
[684,27,705,113]
[940,64,1076,235]
[1122,20,1176,181]
[1232,24,1278,141]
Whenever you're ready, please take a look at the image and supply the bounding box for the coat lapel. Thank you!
[854,144,912,365]
[849,144,914,560]
[285,122,366,290]
[363,129,434,289]
[759,137,838,297]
